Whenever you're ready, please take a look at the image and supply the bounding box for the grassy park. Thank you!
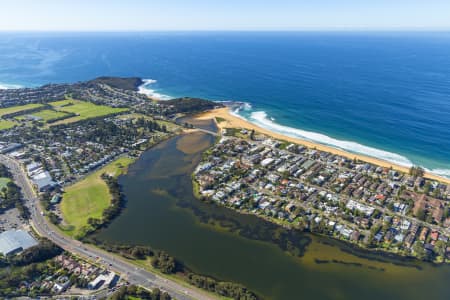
[60,157,134,237]
[0,120,17,131]
[0,103,44,117]
[0,99,127,128]
[49,99,128,124]
[15,109,71,123]
[27,109,69,122]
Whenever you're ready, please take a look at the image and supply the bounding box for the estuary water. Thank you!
[96,132,450,300]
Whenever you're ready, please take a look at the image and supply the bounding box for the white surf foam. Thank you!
[245,110,450,179]
[248,110,413,167]
[242,102,252,111]
[143,79,157,85]
[229,102,252,115]
[137,79,172,100]
[0,83,22,89]
[425,168,450,179]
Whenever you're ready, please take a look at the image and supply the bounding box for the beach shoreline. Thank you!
[195,107,450,185]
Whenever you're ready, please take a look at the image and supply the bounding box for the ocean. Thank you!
[0,31,449,177]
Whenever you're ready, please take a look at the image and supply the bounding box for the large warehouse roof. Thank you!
[0,230,38,256]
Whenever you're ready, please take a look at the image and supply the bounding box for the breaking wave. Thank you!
[426,168,450,179]
[0,82,22,89]
[138,79,172,100]
[251,110,413,165]
[229,101,252,115]
[243,110,450,179]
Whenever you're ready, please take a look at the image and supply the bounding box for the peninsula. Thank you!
[193,107,450,263]
[197,107,450,185]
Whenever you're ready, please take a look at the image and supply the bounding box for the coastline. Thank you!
[195,107,450,185]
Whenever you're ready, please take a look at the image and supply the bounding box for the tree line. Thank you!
[91,239,261,300]
[409,166,425,177]
[186,272,259,300]
[0,238,62,267]
[0,163,30,219]
[160,97,222,114]
[0,239,62,298]
[109,284,172,300]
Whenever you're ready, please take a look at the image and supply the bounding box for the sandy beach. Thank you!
[196,107,450,185]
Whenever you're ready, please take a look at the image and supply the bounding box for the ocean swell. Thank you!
[138,79,172,100]
[240,110,450,179]
[230,104,414,168]
[250,110,414,166]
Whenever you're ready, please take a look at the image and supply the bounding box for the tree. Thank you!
[11,239,62,266]
[413,242,426,260]
[416,208,426,221]
[387,202,395,211]
[151,251,177,274]
[151,288,161,300]
[409,166,425,177]
[0,163,11,177]
[423,182,432,195]
[434,240,446,258]
[250,129,255,141]
[48,212,60,224]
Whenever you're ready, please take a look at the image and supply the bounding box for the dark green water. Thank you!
[96,132,450,300]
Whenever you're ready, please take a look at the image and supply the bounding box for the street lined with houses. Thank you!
[0,153,214,300]
[194,131,450,262]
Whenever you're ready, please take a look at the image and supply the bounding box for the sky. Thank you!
[1,0,450,31]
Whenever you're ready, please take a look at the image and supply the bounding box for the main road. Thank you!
[0,154,214,300]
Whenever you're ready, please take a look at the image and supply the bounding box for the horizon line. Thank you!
[1,28,450,33]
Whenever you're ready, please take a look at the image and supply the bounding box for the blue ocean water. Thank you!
[0,32,449,177]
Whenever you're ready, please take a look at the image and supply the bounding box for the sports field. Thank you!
[0,103,44,117]
[0,120,17,131]
[60,156,135,237]
[28,109,70,122]
[49,99,128,125]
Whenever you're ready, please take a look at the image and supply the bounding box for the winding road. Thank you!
[0,154,214,300]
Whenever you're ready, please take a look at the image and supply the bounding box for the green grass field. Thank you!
[0,103,44,118]
[0,120,17,131]
[118,113,179,131]
[49,99,128,125]
[60,157,135,237]
[0,177,11,190]
[19,109,70,122]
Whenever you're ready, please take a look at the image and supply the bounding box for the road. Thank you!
[0,154,213,300]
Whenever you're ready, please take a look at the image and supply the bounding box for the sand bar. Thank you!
[195,107,450,185]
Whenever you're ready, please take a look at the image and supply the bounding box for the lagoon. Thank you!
[96,132,450,300]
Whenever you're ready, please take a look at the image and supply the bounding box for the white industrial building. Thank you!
[0,230,38,256]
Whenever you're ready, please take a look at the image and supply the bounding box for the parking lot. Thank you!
[0,208,26,231]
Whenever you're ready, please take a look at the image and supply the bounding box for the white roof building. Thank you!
[32,171,57,191]
[0,230,38,256]
[261,158,274,167]
[88,272,117,290]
